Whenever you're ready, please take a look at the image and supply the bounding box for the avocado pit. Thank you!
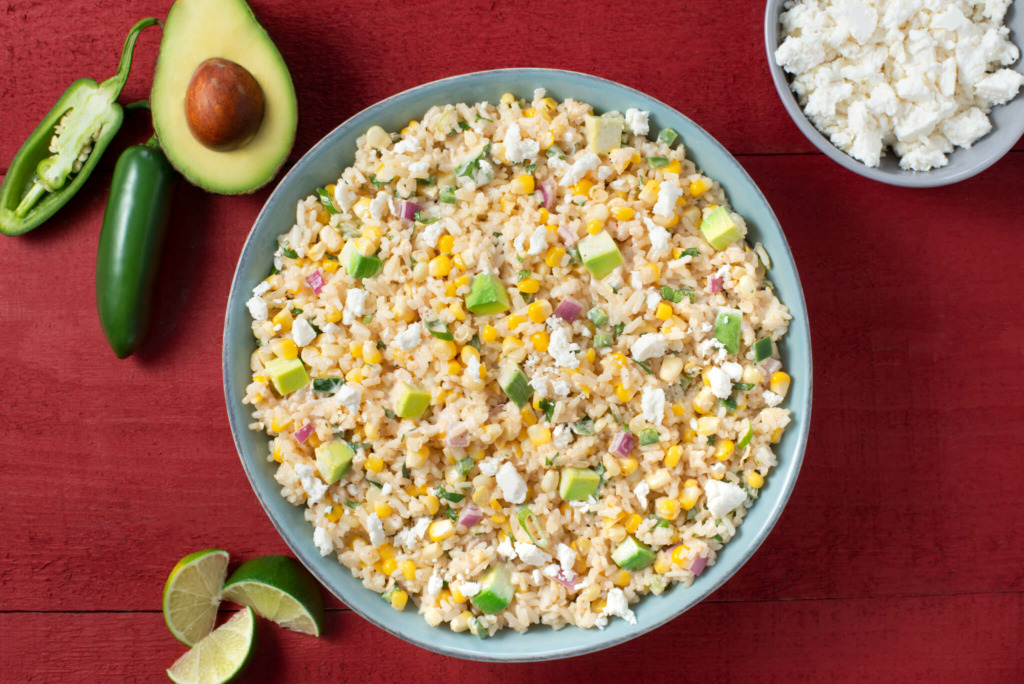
[184,58,265,151]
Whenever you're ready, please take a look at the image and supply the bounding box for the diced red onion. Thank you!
[397,199,422,221]
[550,567,578,590]
[445,421,470,448]
[554,296,583,322]
[557,224,578,245]
[690,554,708,576]
[294,423,315,443]
[760,358,782,379]
[305,270,325,294]
[458,504,484,527]
[609,431,635,457]
[708,276,723,293]
[538,179,556,208]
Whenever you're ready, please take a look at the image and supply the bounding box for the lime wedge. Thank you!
[220,555,325,636]
[166,607,257,684]
[163,548,230,646]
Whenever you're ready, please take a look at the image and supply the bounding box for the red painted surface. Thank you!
[1,1,1023,682]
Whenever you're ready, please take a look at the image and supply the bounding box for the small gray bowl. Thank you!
[765,0,1024,187]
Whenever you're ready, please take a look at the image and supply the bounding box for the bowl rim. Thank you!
[763,0,1024,187]
[222,67,813,661]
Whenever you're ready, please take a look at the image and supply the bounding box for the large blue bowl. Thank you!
[223,68,813,661]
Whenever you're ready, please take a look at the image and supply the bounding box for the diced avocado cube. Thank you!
[393,381,431,418]
[470,564,514,614]
[700,206,743,250]
[578,231,624,279]
[558,467,601,500]
[342,241,383,279]
[753,336,773,363]
[587,306,608,327]
[611,535,656,570]
[315,441,354,484]
[584,114,625,154]
[736,419,754,450]
[465,273,511,315]
[265,357,309,396]
[498,363,532,408]
[713,309,742,355]
[593,332,614,348]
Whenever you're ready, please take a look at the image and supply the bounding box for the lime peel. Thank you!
[162,548,230,646]
[220,554,325,637]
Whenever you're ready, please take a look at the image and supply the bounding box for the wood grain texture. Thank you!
[2,0,1024,680]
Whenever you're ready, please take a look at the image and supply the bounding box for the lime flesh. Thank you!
[220,555,325,636]
[163,548,230,646]
[166,607,257,684]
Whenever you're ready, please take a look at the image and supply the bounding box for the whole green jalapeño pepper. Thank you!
[0,17,159,236]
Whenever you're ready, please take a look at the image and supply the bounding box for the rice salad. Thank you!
[242,89,794,636]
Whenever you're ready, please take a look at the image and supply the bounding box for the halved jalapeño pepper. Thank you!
[0,17,159,236]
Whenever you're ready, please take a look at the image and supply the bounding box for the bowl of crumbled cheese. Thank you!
[766,0,1024,186]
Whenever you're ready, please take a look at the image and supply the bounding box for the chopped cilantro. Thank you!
[440,186,457,204]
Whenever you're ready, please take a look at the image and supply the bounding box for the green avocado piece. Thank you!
[713,309,742,355]
[700,206,743,250]
[611,535,656,570]
[584,115,625,153]
[465,273,511,315]
[315,440,354,484]
[341,241,383,279]
[393,381,430,418]
[470,565,514,614]
[265,357,308,395]
[151,0,297,194]
[498,363,532,408]
[558,468,601,500]
[753,336,773,363]
[578,231,624,279]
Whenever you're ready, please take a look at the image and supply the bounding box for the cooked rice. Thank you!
[242,89,793,635]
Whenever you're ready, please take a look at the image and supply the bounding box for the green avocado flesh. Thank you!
[465,273,510,315]
[342,242,383,279]
[700,206,742,250]
[578,231,623,279]
[315,441,354,484]
[559,468,600,500]
[151,0,297,194]
[713,309,742,355]
[393,382,430,418]
[265,357,308,395]
[470,565,514,614]
[611,535,656,570]
[498,363,532,408]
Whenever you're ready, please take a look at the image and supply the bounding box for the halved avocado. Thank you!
[151,0,297,194]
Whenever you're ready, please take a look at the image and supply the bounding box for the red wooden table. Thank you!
[2,1,1023,681]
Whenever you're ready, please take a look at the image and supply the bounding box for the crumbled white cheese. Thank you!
[496,462,527,504]
[597,165,612,180]
[479,456,503,477]
[395,517,431,549]
[707,366,733,399]
[646,219,671,254]
[646,290,662,311]
[460,581,481,597]
[532,568,544,584]
[630,333,668,361]
[530,376,548,396]
[337,385,362,411]
[555,543,577,572]
[426,573,444,596]
[975,68,1024,105]
[394,137,422,155]
[292,318,316,347]
[527,225,549,256]
[514,542,552,566]
[313,526,333,557]
[705,479,748,518]
[625,108,650,136]
[551,379,570,397]
[763,390,784,407]
[601,588,637,625]
[252,280,271,297]
[422,220,444,248]
[380,482,392,496]
[369,191,389,221]
[497,537,517,559]
[553,425,572,448]
[466,354,482,380]
[548,326,581,369]
[394,322,422,351]
[246,296,268,321]
[408,160,430,176]
[640,387,666,425]
[364,512,385,547]
[722,361,743,381]
[633,481,651,511]
[504,123,540,163]
[342,288,368,325]
[558,152,601,187]
[295,464,328,505]
[653,182,683,218]
[334,183,356,211]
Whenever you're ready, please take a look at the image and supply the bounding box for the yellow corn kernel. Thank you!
[271,339,298,360]
[579,383,591,398]
[671,403,686,417]
[449,585,468,603]
[500,92,515,105]
[530,330,549,353]
[404,445,429,470]
[654,557,672,574]
[446,360,462,376]
[325,306,343,323]
[364,423,380,440]
[527,424,552,446]
[671,544,690,565]
[437,234,455,255]
[639,180,660,204]
[459,346,480,365]
[522,107,537,118]
[434,339,458,360]
[380,557,398,576]
[528,300,552,323]
[586,219,604,235]
[642,262,661,283]
[572,179,593,198]
[656,497,681,521]
[449,252,465,269]
[390,589,408,611]
[253,374,267,383]
[429,255,452,278]
[683,429,697,443]
[345,367,363,383]
[610,352,628,368]
[427,517,453,543]
[545,246,566,268]
[620,457,639,476]
[535,209,550,226]
[437,588,453,607]
[325,504,344,522]
[491,512,507,524]
[584,348,596,364]
[615,384,634,402]
[502,337,524,356]
[521,406,537,426]
[746,471,765,489]
[365,456,385,472]
[400,559,416,581]
[510,174,536,195]
[423,494,440,515]
[322,259,339,273]
[693,386,716,414]
[623,513,643,534]
[592,598,607,613]
[517,278,540,294]
[697,416,720,436]
[665,445,683,468]
[374,501,392,518]
[663,159,682,175]
[449,301,466,322]
[471,487,491,507]
[689,177,711,197]
[363,346,382,365]
[714,439,735,461]
[444,282,458,297]
[612,570,631,587]
[481,324,499,343]
[680,489,700,512]
[271,309,293,332]
[610,205,634,221]
[770,372,791,399]
[652,211,680,228]
[270,416,293,433]
[655,302,673,320]
[771,428,784,444]
[353,197,373,221]
[362,224,383,241]
[540,96,558,112]
[507,313,526,329]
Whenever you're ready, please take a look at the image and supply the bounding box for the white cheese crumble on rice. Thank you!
[342,289,368,325]
[364,512,386,548]
[601,588,637,625]
[313,526,333,557]
[292,318,316,347]
[705,479,748,518]
[548,326,581,369]
[631,333,668,361]
[496,462,527,504]
[394,322,422,351]
[641,387,666,425]
[295,464,328,505]
[625,108,650,136]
